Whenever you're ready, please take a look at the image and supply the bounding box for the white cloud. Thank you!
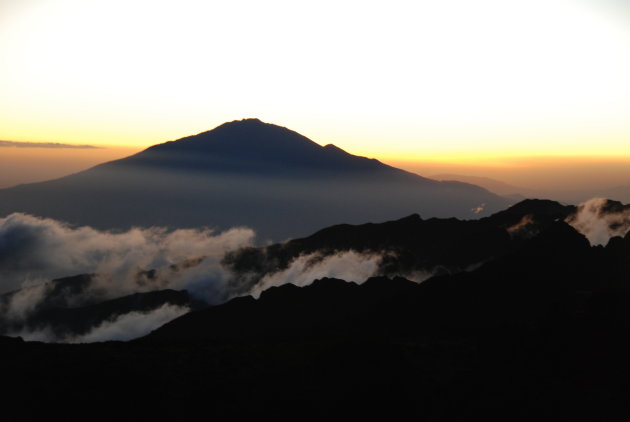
[69,304,190,343]
[248,251,382,298]
[0,212,255,298]
[567,198,630,245]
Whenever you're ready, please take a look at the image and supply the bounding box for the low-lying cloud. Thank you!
[0,140,98,149]
[567,198,630,245]
[0,212,255,297]
[248,251,383,298]
[7,304,190,343]
[1,213,400,343]
[70,304,190,343]
[11,199,596,343]
[8,196,630,345]
[0,213,257,342]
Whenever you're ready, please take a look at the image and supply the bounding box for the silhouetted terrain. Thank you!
[0,119,509,240]
[2,199,630,419]
[145,217,629,344]
[222,199,576,290]
[0,199,575,339]
[0,271,205,339]
[0,279,201,340]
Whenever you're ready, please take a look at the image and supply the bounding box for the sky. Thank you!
[0,144,139,188]
[1,0,630,188]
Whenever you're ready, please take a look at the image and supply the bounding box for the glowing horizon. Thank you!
[1,0,629,161]
[3,120,630,166]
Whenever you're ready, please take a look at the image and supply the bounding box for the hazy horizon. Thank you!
[2,129,629,205]
[0,143,141,189]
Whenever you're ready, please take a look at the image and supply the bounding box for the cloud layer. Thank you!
[248,251,382,298]
[566,198,630,245]
[4,197,627,343]
[0,214,390,343]
[71,304,190,343]
[0,140,98,149]
[0,213,257,343]
[0,212,255,297]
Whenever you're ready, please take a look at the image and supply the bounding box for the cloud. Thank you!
[7,325,56,343]
[0,212,255,299]
[0,140,99,149]
[505,214,540,239]
[3,280,50,321]
[248,251,386,298]
[0,213,438,343]
[566,198,630,245]
[471,203,486,214]
[6,197,629,343]
[70,304,190,343]
[7,304,190,343]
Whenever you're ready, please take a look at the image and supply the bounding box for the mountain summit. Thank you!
[116,118,410,177]
[0,119,510,240]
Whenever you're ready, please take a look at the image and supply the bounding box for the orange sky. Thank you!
[388,156,630,191]
[0,0,628,162]
[0,146,141,189]
[1,1,629,198]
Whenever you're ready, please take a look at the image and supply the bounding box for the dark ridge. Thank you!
[4,209,630,419]
[0,289,202,339]
[595,198,630,215]
[145,216,625,345]
[144,216,626,345]
[482,198,576,227]
[222,199,575,293]
[0,335,23,345]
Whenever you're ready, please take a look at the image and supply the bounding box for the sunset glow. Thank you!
[1,0,629,161]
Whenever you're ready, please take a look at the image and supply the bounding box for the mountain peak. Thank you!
[146,118,320,154]
[219,117,265,126]
[210,118,270,133]
[122,118,394,176]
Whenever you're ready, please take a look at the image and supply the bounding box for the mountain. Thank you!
[2,202,630,419]
[222,199,577,291]
[0,119,510,241]
[146,210,597,344]
[0,198,578,342]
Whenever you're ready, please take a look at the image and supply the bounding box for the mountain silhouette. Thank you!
[0,119,510,240]
[2,201,630,419]
[222,198,577,291]
[118,118,391,175]
[0,198,577,342]
[0,198,580,340]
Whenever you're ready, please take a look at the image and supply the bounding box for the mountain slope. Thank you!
[3,205,630,419]
[222,199,577,291]
[147,218,606,343]
[0,119,510,241]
